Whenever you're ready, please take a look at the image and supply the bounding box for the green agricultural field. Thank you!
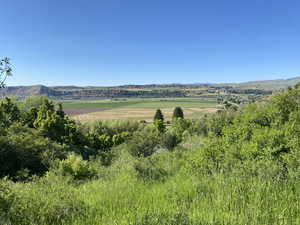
[62,98,218,109]
[62,100,141,109]
[125,99,217,108]
[61,98,219,121]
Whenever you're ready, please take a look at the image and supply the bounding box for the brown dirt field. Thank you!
[72,107,217,122]
[64,108,107,116]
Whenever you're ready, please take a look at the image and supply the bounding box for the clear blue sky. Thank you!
[1,0,300,86]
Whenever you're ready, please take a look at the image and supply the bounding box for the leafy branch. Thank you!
[0,57,12,88]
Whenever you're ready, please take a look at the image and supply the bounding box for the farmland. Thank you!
[61,97,219,121]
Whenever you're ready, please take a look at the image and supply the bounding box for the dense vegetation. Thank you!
[1,86,300,224]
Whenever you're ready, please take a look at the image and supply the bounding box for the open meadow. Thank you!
[62,98,219,121]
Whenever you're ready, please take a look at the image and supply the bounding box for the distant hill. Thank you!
[221,76,300,90]
[1,76,299,99]
[0,85,59,98]
[0,85,186,99]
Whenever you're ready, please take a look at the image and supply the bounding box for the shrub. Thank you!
[21,96,49,110]
[0,179,15,224]
[0,123,66,179]
[8,180,86,225]
[128,126,160,157]
[112,131,130,145]
[134,158,168,182]
[170,118,192,141]
[161,132,180,151]
[88,119,141,137]
[130,211,191,225]
[56,154,97,180]
[0,97,21,128]
[207,110,236,137]
[154,119,166,133]
[33,99,85,146]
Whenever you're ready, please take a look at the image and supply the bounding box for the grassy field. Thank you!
[61,98,219,121]
[62,98,217,109]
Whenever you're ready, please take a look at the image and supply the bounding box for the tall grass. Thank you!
[70,173,300,225]
[3,149,300,225]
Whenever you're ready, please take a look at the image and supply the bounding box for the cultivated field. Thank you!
[62,98,219,121]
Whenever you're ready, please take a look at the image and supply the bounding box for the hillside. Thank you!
[223,76,300,90]
[1,76,299,99]
[0,85,185,99]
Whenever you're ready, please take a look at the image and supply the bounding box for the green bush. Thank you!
[154,119,166,133]
[21,96,49,110]
[170,118,192,141]
[88,119,141,137]
[112,131,130,145]
[189,116,209,136]
[0,179,15,224]
[130,211,190,225]
[161,132,180,151]
[0,123,66,179]
[134,158,168,182]
[0,97,21,128]
[7,179,86,225]
[207,110,236,137]
[56,154,97,180]
[128,126,161,157]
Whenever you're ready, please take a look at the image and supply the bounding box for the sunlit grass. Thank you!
[62,98,218,110]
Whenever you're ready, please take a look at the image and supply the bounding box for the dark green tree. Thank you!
[0,98,21,128]
[154,119,166,133]
[33,99,86,147]
[154,109,164,121]
[56,103,65,118]
[128,126,160,157]
[0,123,66,179]
[173,107,184,119]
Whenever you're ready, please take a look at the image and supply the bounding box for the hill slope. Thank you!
[1,76,299,99]
[224,76,300,90]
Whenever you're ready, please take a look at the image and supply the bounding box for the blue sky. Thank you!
[1,0,300,86]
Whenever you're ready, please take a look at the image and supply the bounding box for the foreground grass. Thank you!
[4,150,300,225]
[72,174,299,225]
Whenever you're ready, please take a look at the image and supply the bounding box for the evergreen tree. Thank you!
[154,120,166,133]
[154,109,164,121]
[173,107,184,119]
[56,103,65,118]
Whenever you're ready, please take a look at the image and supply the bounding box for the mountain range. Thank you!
[1,76,300,99]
